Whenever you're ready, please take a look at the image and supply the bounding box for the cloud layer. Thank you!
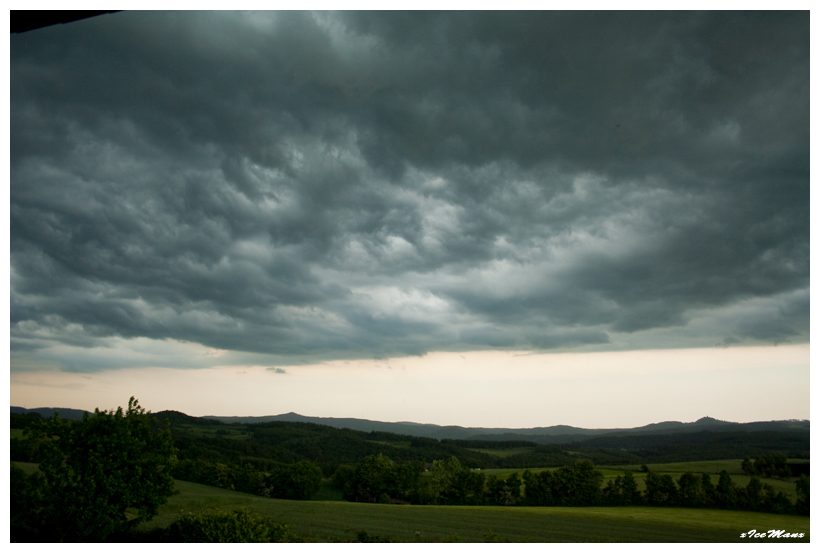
[10,11,809,371]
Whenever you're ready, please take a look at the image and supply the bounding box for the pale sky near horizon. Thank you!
[10,344,809,428]
[8,10,811,429]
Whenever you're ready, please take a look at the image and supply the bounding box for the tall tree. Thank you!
[522,469,553,506]
[27,397,177,541]
[644,471,679,506]
[620,471,641,505]
[700,473,717,506]
[265,460,323,500]
[677,472,705,507]
[714,470,739,509]
[344,454,395,503]
[550,460,603,506]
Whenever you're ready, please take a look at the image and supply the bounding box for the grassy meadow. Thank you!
[13,457,809,542]
[131,479,809,542]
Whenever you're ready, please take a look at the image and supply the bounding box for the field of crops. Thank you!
[134,479,810,542]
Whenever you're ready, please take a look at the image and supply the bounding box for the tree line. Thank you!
[331,454,809,516]
[170,458,323,500]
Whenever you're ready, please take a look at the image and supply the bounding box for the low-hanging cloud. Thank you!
[10,11,809,372]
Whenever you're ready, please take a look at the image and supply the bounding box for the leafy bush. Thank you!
[344,454,422,503]
[265,459,323,500]
[23,397,177,541]
[167,508,290,543]
[351,529,391,542]
[753,452,792,478]
[343,454,396,502]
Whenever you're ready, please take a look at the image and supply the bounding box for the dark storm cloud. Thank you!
[10,11,809,370]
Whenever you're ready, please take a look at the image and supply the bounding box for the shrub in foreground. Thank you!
[167,507,291,543]
[21,397,176,542]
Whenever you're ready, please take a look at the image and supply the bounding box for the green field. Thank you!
[130,479,809,542]
[11,462,809,542]
[467,447,536,458]
[605,459,748,474]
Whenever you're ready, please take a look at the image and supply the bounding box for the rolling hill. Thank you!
[200,412,809,443]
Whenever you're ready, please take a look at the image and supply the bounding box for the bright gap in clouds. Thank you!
[10,345,808,429]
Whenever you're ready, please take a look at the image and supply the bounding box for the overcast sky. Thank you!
[9,11,810,425]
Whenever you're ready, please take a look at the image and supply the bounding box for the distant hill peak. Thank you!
[694,416,729,425]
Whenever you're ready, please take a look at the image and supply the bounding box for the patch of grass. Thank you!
[135,480,809,542]
[602,460,747,475]
[727,474,799,501]
[466,447,537,458]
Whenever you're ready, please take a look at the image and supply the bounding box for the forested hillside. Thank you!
[12,409,809,474]
[202,412,810,442]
